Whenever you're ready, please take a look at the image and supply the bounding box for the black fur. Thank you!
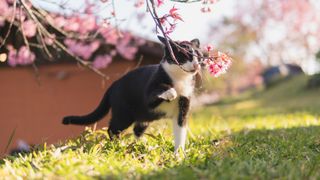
[133,122,149,137]
[63,65,174,136]
[62,36,202,140]
[158,36,201,66]
[178,96,190,127]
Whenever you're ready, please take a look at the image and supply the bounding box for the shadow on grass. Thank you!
[143,125,320,180]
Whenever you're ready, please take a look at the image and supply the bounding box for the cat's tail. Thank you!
[62,89,112,125]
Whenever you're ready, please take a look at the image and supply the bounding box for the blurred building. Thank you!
[0,41,162,157]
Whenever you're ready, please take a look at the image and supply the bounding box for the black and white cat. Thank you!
[62,36,203,152]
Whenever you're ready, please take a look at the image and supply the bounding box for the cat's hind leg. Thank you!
[107,113,134,140]
[133,122,149,138]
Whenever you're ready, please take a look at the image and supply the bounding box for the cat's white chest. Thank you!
[155,76,194,118]
[173,77,194,97]
[161,61,195,97]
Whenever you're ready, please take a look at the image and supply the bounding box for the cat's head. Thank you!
[158,36,203,74]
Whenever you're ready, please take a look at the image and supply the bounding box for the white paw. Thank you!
[158,88,177,101]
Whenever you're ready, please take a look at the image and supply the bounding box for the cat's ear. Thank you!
[191,39,200,48]
[158,36,166,45]
[157,36,175,47]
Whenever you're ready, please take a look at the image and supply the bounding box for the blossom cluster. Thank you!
[0,0,144,69]
[7,45,35,67]
[159,6,183,35]
[203,44,232,77]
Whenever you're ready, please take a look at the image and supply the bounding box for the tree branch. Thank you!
[146,0,180,65]
[19,0,107,79]
[0,0,17,49]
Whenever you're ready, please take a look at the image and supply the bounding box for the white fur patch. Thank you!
[180,61,195,72]
[158,88,177,101]
[180,48,200,72]
[172,119,187,152]
[161,61,195,97]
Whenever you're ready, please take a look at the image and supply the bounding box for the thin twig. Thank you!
[0,0,17,48]
[20,1,53,59]
[111,0,122,37]
[19,6,30,49]
[19,6,41,85]
[170,0,201,2]
[146,0,180,65]
[53,39,108,79]
[134,55,144,69]
[34,9,99,41]
[19,0,107,79]
[4,127,17,154]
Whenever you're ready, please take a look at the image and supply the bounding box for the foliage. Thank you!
[210,0,320,69]
[0,0,221,78]
[316,50,320,62]
[201,59,262,95]
[1,75,320,179]
[307,73,320,89]
[0,0,147,77]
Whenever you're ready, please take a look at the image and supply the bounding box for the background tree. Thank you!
[0,0,222,79]
[209,0,320,74]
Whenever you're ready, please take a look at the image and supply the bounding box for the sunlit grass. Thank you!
[1,75,320,179]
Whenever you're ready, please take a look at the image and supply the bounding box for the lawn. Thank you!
[1,75,320,179]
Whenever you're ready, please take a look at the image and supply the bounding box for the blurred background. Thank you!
[1,0,320,156]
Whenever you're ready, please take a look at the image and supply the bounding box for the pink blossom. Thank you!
[53,16,67,28]
[205,44,214,52]
[134,0,144,8]
[6,0,16,4]
[116,45,138,60]
[101,19,110,28]
[63,17,80,32]
[169,6,183,22]
[110,50,117,56]
[134,37,146,46]
[64,39,100,59]
[93,54,112,69]
[22,20,37,38]
[89,40,100,52]
[0,0,9,17]
[18,46,35,65]
[0,17,5,27]
[100,27,119,45]
[0,1,19,21]
[7,46,18,67]
[116,33,138,60]
[44,34,56,45]
[205,51,232,77]
[209,0,218,4]
[201,7,211,13]
[158,6,184,34]
[78,15,97,34]
[157,0,164,7]
[84,1,94,14]
[7,46,35,67]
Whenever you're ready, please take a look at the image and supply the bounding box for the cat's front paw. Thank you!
[158,88,177,101]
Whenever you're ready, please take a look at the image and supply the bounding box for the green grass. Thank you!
[1,75,320,179]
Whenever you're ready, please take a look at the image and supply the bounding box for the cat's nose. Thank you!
[193,63,200,70]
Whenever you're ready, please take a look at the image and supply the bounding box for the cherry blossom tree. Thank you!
[209,0,320,73]
[0,0,231,78]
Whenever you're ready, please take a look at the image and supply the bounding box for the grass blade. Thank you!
[4,127,17,154]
